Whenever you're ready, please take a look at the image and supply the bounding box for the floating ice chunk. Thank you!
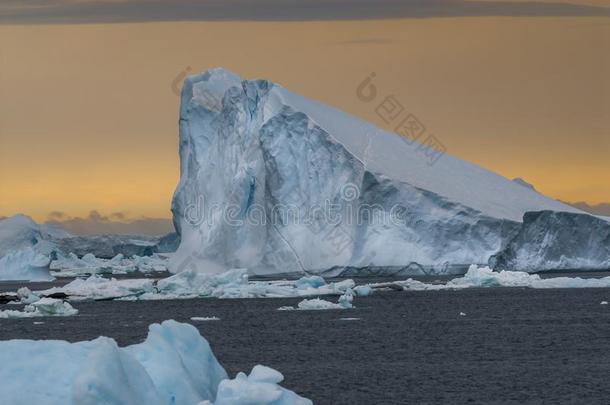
[459,312,467,316]
[191,317,220,322]
[0,320,310,404]
[294,275,326,289]
[339,317,360,321]
[0,298,77,318]
[212,365,312,405]
[281,289,355,311]
[353,285,373,297]
[40,275,155,301]
[0,247,54,281]
[17,287,41,304]
[26,298,78,316]
[601,301,608,305]
[375,265,610,292]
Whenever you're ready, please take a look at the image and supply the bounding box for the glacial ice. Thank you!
[373,265,610,291]
[50,252,168,276]
[0,298,77,318]
[35,269,356,302]
[490,211,610,272]
[0,247,54,281]
[0,320,310,404]
[278,288,354,311]
[210,365,312,405]
[170,68,586,276]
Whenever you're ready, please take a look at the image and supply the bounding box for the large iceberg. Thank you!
[490,211,610,272]
[170,68,585,276]
[0,320,310,404]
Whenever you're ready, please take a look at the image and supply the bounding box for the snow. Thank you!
[171,68,586,276]
[0,298,77,318]
[0,320,309,405]
[0,247,54,281]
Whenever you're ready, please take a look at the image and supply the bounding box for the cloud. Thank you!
[566,202,610,217]
[45,210,174,236]
[1,0,608,24]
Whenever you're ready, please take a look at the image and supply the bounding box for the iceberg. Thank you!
[0,298,77,318]
[490,211,610,272]
[0,320,310,404]
[0,214,69,258]
[170,68,585,276]
[0,247,54,281]
[372,265,610,291]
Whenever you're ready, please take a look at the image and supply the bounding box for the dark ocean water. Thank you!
[1,278,610,404]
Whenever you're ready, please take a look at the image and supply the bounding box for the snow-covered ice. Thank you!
[0,320,310,405]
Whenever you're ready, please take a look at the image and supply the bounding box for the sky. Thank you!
[0,0,608,234]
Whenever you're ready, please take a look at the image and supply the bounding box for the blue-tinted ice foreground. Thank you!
[0,320,311,405]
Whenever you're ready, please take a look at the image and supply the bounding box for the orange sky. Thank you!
[0,16,608,223]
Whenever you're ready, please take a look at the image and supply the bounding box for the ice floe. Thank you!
[34,270,356,302]
[0,298,77,318]
[279,289,354,311]
[370,265,610,291]
[50,252,168,276]
[0,320,310,405]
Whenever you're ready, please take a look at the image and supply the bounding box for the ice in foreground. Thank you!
[0,320,310,405]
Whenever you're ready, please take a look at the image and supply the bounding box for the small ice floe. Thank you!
[353,285,373,297]
[279,289,354,311]
[0,298,78,319]
[459,312,467,316]
[190,317,220,322]
[31,269,357,302]
[601,301,608,305]
[33,321,45,325]
[339,317,360,321]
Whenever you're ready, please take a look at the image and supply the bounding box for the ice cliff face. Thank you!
[170,68,585,276]
[490,211,610,272]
